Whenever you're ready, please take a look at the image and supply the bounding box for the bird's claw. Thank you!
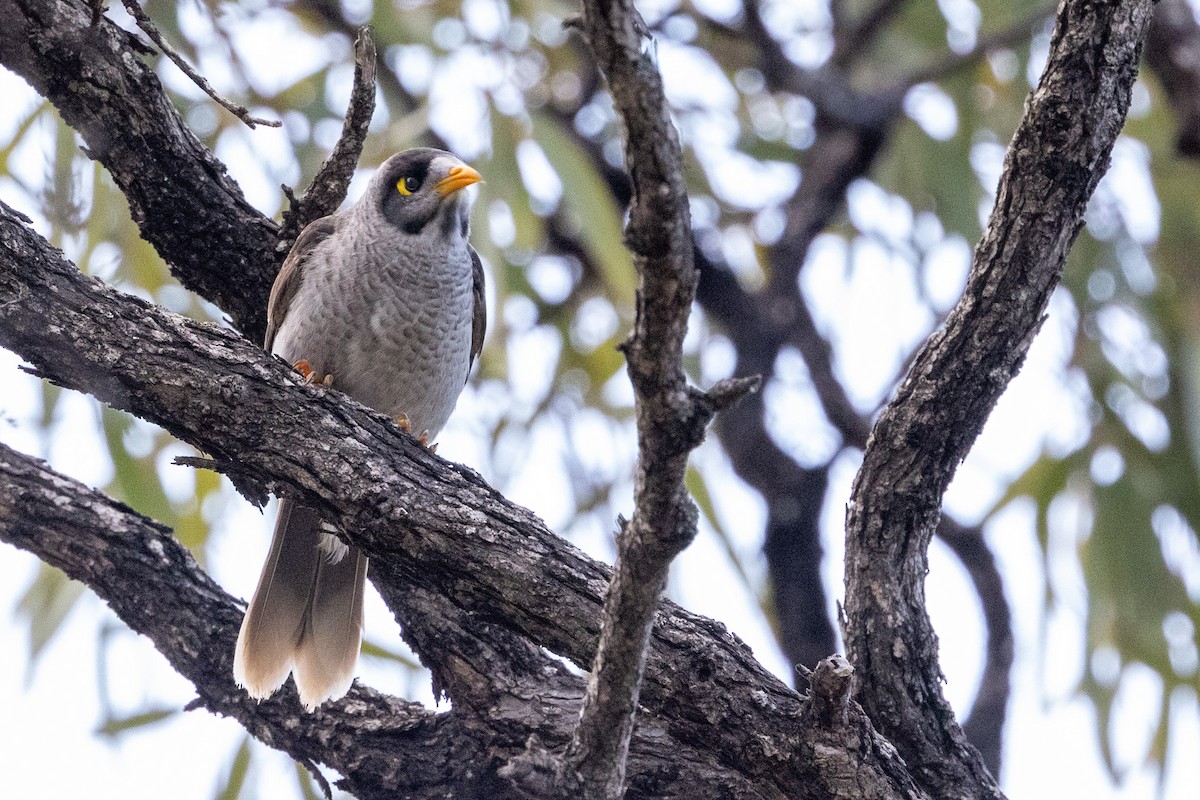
[293,359,333,387]
[393,414,436,451]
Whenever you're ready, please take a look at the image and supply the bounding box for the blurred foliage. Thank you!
[3,0,1200,796]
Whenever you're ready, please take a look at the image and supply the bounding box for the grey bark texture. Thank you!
[0,0,278,340]
[0,200,920,799]
[844,1,1154,799]
[546,0,754,797]
[0,0,1158,797]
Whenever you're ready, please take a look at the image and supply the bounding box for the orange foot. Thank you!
[294,359,333,387]
[393,413,437,452]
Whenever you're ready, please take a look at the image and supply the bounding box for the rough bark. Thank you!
[544,0,757,794]
[277,25,377,250]
[0,201,923,798]
[843,2,1154,799]
[0,443,788,800]
[0,0,278,341]
[0,0,1159,796]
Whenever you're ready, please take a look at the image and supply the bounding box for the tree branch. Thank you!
[1,441,806,800]
[1145,0,1200,157]
[843,2,1154,798]
[276,25,377,253]
[0,443,492,800]
[0,201,926,800]
[510,2,758,794]
[0,0,278,341]
[119,0,281,129]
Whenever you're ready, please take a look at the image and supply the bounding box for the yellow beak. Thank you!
[434,164,483,197]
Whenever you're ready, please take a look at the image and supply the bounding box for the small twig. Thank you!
[702,375,761,412]
[897,9,1053,89]
[120,0,280,129]
[301,757,334,800]
[277,25,377,255]
[173,455,274,508]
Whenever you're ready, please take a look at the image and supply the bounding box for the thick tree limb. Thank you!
[0,0,278,341]
[0,443,491,800]
[0,202,927,799]
[0,442,802,800]
[843,2,1153,799]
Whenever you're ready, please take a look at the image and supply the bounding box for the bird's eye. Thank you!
[396,175,422,196]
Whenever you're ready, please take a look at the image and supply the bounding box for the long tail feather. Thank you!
[234,499,323,699]
[293,546,368,710]
[235,500,367,708]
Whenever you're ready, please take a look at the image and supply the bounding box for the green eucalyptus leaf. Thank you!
[95,707,178,738]
[16,564,84,668]
[215,735,254,800]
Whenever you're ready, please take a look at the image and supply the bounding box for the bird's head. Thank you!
[372,148,482,239]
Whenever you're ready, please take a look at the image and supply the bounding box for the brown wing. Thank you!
[468,245,487,373]
[265,216,340,351]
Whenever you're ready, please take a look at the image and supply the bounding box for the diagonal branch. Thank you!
[843,1,1154,798]
[0,201,925,800]
[119,0,281,129]
[276,25,377,252]
[0,0,278,341]
[0,443,483,800]
[1,442,796,800]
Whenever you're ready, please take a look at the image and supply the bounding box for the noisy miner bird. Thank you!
[234,148,486,710]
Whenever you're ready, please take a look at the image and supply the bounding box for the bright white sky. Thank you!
[1,2,1199,798]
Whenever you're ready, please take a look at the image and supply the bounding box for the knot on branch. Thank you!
[616,499,698,564]
[804,654,854,730]
[668,376,759,454]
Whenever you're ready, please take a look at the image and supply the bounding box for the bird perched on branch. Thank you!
[234,148,486,710]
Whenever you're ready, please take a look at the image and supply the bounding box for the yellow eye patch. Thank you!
[397,175,422,196]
